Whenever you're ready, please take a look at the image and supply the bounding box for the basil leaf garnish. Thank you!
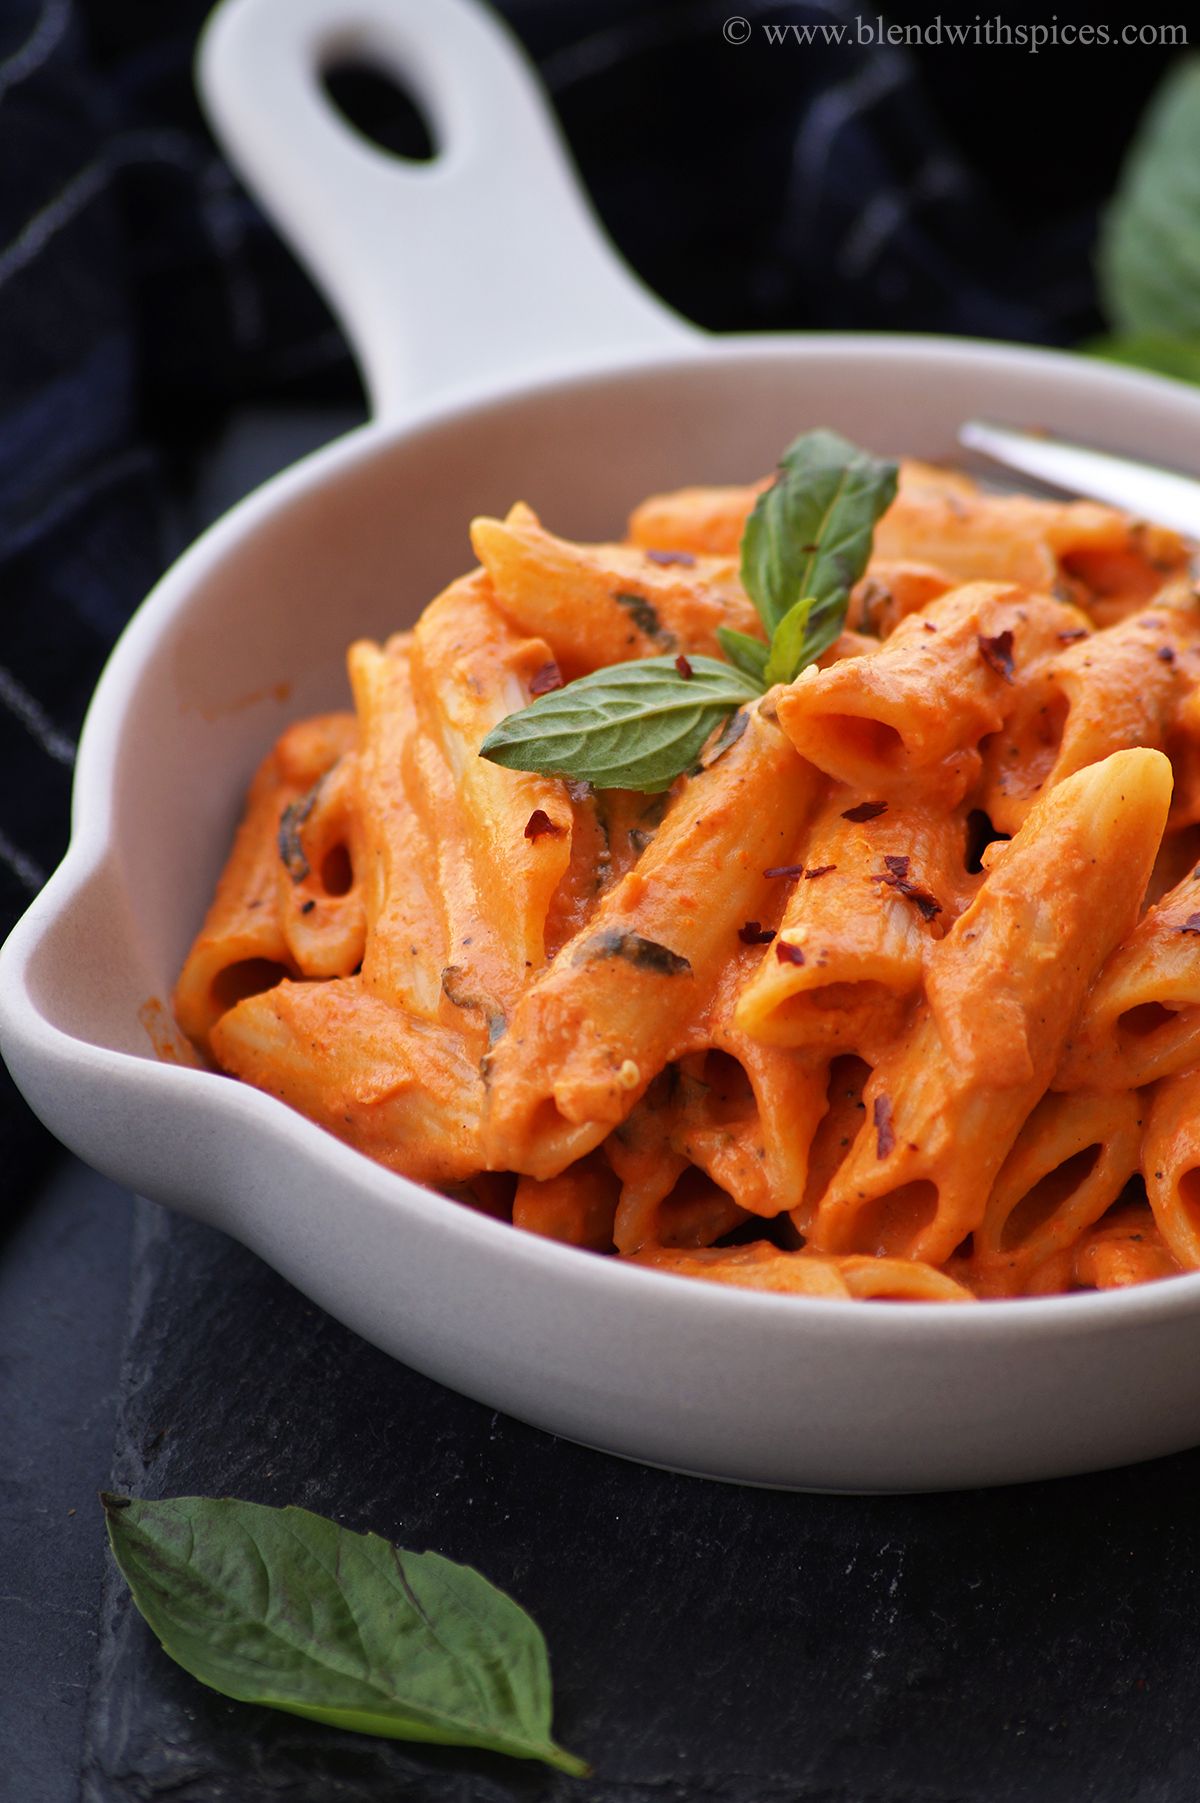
[740,428,898,650]
[716,624,770,681]
[762,596,814,688]
[480,655,762,793]
[102,1494,587,1777]
[762,587,853,686]
[1098,60,1200,342]
[479,429,896,791]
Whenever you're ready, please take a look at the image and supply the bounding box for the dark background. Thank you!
[2,2,1197,1798]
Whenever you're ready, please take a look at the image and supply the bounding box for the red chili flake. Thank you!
[922,621,938,633]
[901,886,941,922]
[977,629,1016,683]
[1157,645,1177,664]
[738,921,776,945]
[764,863,805,878]
[801,542,820,553]
[528,659,564,696]
[1057,628,1088,643]
[1180,913,1200,935]
[524,809,564,841]
[873,1094,895,1159]
[644,548,696,567]
[775,940,806,966]
[804,864,837,880]
[675,654,695,679]
[872,854,942,922]
[842,799,888,823]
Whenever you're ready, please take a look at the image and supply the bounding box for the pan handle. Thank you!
[197,0,698,420]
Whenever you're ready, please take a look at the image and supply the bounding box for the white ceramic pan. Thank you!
[5,0,1200,1492]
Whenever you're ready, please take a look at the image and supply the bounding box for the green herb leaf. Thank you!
[102,1494,587,1777]
[716,625,770,681]
[1085,332,1200,386]
[476,428,895,791]
[480,655,762,792]
[1098,59,1200,340]
[760,587,854,686]
[762,596,814,688]
[739,429,899,650]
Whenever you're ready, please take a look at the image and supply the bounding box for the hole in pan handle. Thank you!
[196,0,697,422]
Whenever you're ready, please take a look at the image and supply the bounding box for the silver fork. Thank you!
[959,421,1200,537]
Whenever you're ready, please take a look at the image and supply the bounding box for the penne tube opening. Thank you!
[997,1145,1101,1254]
[777,582,1086,794]
[743,979,908,1052]
[209,956,293,1019]
[970,1089,1145,1283]
[1144,1069,1200,1270]
[842,1180,941,1260]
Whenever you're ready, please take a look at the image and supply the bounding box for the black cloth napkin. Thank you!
[0,0,1178,1183]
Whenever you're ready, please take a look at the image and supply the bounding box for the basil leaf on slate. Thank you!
[716,624,770,681]
[740,428,899,640]
[480,655,762,792]
[102,1494,588,1777]
[1098,59,1200,341]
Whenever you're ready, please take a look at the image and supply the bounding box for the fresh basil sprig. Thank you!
[481,429,898,792]
[481,654,761,791]
[102,1493,588,1777]
[741,428,899,651]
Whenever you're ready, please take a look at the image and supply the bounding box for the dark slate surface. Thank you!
[0,1160,134,1803]
[82,1195,1200,1803]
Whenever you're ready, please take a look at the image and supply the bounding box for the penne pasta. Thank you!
[472,504,762,676]
[776,583,1090,798]
[625,1241,856,1297]
[979,604,1197,834]
[624,1243,974,1301]
[875,465,1189,611]
[626,480,770,557]
[845,562,954,637]
[808,750,1171,1265]
[174,712,357,1055]
[177,442,1200,1306]
[1024,1201,1181,1293]
[512,1153,619,1251]
[1071,1206,1181,1288]
[734,785,976,1053]
[968,1089,1145,1295]
[482,704,821,1179]
[346,635,445,1019]
[1055,866,1200,1092]
[276,750,367,981]
[211,976,485,1186]
[411,572,574,995]
[1142,1068,1200,1269]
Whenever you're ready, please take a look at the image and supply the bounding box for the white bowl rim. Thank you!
[8,327,1200,1340]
